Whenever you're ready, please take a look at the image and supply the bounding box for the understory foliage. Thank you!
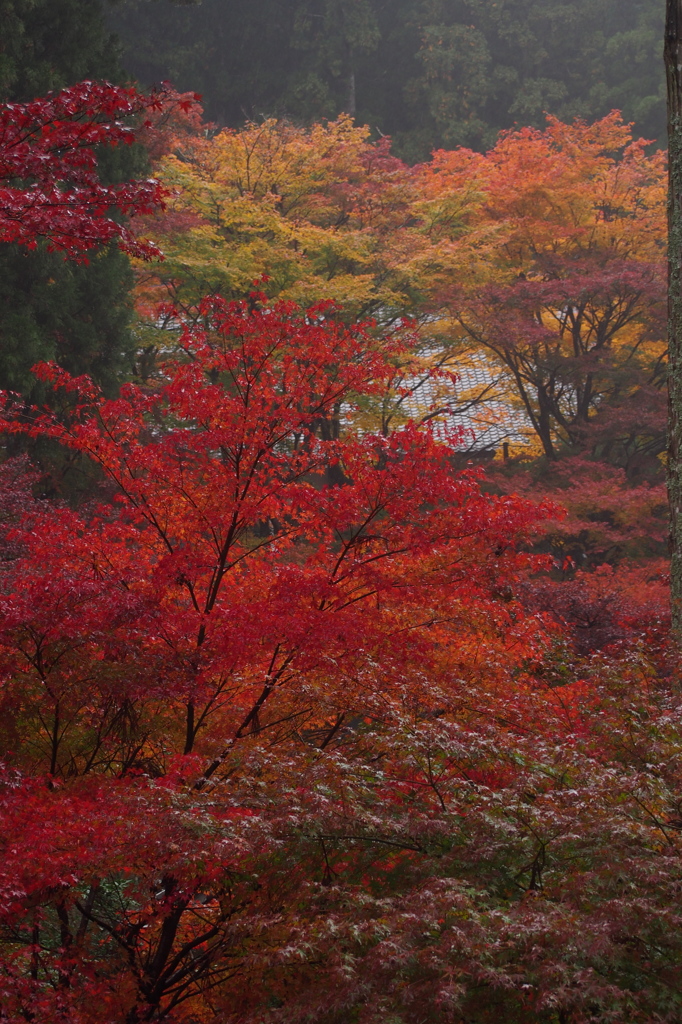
[0,82,680,1024]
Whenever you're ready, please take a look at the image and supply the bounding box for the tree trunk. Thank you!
[665,0,682,637]
[346,41,356,116]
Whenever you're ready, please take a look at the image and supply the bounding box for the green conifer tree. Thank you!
[0,0,143,402]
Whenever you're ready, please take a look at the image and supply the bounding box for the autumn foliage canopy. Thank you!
[0,83,680,1024]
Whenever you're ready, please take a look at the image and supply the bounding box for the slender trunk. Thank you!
[346,41,356,116]
[185,622,207,754]
[76,882,99,945]
[31,914,40,980]
[184,700,195,755]
[535,390,556,459]
[666,0,682,637]
[320,407,348,486]
[50,701,60,776]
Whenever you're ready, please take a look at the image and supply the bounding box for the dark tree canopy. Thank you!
[0,0,123,101]
[107,0,665,160]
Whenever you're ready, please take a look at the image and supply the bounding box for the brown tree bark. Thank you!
[665,0,682,637]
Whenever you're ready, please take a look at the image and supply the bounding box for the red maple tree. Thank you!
[0,291,558,1021]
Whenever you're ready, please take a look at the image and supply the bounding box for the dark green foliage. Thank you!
[0,243,135,401]
[107,0,369,125]
[410,0,665,154]
[0,0,123,100]
[0,237,137,499]
[107,0,420,135]
[108,0,665,160]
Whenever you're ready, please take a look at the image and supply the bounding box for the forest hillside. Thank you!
[108,0,666,159]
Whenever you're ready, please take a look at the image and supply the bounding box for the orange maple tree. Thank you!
[414,113,667,457]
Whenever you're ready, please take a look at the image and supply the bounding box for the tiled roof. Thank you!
[399,351,532,452]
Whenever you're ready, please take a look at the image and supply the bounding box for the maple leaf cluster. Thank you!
[0,80,170,260]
